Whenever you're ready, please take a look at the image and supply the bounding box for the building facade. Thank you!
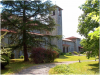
[1,5,63,58]
[62,36,82,53]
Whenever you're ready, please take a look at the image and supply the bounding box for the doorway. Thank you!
[63,47,65,53]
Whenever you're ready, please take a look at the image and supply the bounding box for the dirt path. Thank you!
[15,60,97,75]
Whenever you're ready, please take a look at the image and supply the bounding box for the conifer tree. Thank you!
[1,0,61,61]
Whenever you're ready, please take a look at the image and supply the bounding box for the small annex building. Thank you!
[62,36,83,53]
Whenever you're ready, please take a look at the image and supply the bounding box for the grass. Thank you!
[1,55,98,74]
[49,61,99,74]
[1,59,35,74]
[54,55,96,62]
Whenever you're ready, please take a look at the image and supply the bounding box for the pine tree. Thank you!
[1,0,61,61]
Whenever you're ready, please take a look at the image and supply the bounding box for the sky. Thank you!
[51,0,86,39]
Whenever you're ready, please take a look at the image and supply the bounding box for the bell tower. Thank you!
[50,5,63,50]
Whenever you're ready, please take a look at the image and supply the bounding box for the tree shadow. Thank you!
[56,55,70,59]
[87,63,99,74]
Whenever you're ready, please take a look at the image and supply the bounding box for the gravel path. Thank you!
[14,60,97,75]
[14,61,78,75]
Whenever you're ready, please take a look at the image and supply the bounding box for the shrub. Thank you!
[49,64,73,74]
[20,55,24,59]
[53,51,59,58]
[30,47,57,64]
[68,52,72,55]
[52,47,61,54]
[10,53,14,59]
[73,51,78,55]
[1,55,9,69]
[86,51,93,59]
[60,52,66,55]
[66,53,73,56]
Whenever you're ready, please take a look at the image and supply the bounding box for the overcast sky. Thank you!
[51,0,86,39]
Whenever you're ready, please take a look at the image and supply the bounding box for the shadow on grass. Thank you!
[58,55,70,59]
[88,63,99,74]
[1,61,34,74]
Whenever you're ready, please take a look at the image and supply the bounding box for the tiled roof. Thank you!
[62,39,72,42]
[62,44,70,47]
[28,32,44,36]
[1,29,16,33]
[65,36,80,40]
[79,46,83,48]
[1,29,50,36]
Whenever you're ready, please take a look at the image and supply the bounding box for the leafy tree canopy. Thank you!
[78,0,100,59]
[77,0,99,37]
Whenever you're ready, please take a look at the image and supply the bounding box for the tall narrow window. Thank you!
[58,8,61,16]
[53,11,55,15]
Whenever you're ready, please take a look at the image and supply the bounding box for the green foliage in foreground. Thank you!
[1,59,35,74]
[49,61,99,74]
[54,55,96,62]
[1,55,10,69]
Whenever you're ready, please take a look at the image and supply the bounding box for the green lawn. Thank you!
[49,61,99,74]
[1,55,98,74]
[1,59,35,74]
[54,55,96,62]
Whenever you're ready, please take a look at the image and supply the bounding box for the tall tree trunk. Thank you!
[23,40,29,61]
[23,1,29,61]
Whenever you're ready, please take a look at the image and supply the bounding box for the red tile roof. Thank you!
[62,39,72,42]
[79,46,83,48]
[62,44,70,47]
[28,32,44,36]
[65,36,80,40]
[1,29,50,36]
[1,29,16,33]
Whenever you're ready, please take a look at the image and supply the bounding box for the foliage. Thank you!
[1,32,12,58]
[77,0,99,59]
[1,55,10,69]
[80,27,99,59]
[66,52,73,56]
[1,59,35,74]
[30,47,58,64]
[0,32,11,68]
[68,52,72,55]
[77,0,99,37]
[73,51,78,55]
[86,51,93,59]
[54,55,96,62]
[10,53,14,59]
[20,55,24,59]
[49,61,99,74]
[60,52,66,55]
[80,51,84,54]
[52,47,61,54]
[49,64,73,74]
[1,0,60,61]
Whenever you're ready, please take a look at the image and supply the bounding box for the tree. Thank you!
[77,0,99,37]
[0,32,11,68]
[1,0,61,61]
[77,0,100,59]
[80,27,99,59]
